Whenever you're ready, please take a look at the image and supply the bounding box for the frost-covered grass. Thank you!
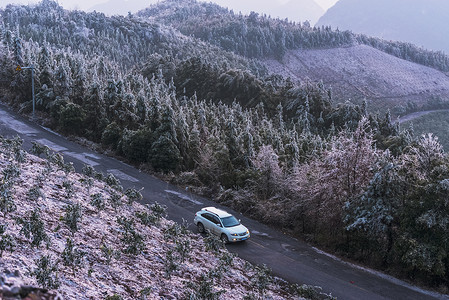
[0,138,315,300]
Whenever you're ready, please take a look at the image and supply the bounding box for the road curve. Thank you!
[0,102,447,300]
[396,109,449,124]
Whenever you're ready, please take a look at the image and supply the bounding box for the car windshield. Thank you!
[221,216,240,228]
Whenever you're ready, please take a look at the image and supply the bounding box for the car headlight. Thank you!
[231,233,238,236]
[246,230,249,234]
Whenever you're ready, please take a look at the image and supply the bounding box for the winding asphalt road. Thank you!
[0,102,447,300]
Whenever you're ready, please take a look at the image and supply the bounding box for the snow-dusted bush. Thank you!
[63,203,82,234]
[183,273,225,300]
[27,185,45,201]
[204,235,224,253]
[0,224,15,257]
[124,187,143,204]
[105,173,123,192]
[62,180,74,199]
[90,193,105,210]
[16,208,49,248]
[108,191,123,209]
[61,238,85,273]
[0,182,16,214]
[31,255,60,289]
[116,216,145,255]
[30,141,50,158]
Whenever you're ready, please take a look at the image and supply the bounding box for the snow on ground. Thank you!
[0,141,305,299]
[264,45,449,111]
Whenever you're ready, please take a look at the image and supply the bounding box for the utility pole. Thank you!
[16,64,35,119]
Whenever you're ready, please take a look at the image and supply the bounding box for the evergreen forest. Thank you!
[0,0,448,291]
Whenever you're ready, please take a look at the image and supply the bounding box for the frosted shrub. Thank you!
[243,293,257,300]
[48,152,65,169]
[139,287,152,299]
[63,203,82,234]
[0,224,16,257]
[0,183,16,214]
[125,187,143,204]
[62,238,85,273]
[63,161,75,175]
[27,185,45,201]
[2,163,21,181]
[105,173,123,192]
[100,243,120,264]
[94,171,104,181]
[175,239,191,263]
[62,180,74,199]
[16,209,49,248]
[90,193,105,210]
[30,141,50,158]
[204,235,224,253]
[136,203,167,227]
[149,202,166,220]
[31,255,60,289]
[289,284,337,300]
[82,164,94,177]
[135,211,158,227]
[219,251,235,266]
[80,176,94,192]
[116,216,145,255]
[109,191,123,209]
[183,273,225,300]
[252,264,272,294]
[163,248,178,279]
[163,222,188,241]
[14,148,27,163]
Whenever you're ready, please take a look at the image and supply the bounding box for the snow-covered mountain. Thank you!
[209,0,324,23]
[89,0,325,23]
[316,0,449,53]
[89,0,155,15]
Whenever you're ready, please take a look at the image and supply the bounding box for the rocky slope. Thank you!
[0,137,317,299]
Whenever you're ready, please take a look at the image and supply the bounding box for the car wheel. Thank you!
[197,222,205,233]
[221,234,229,244]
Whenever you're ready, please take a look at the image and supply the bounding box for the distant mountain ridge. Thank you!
[209,0,324,23]
[90,0,324,23]
[317,0,449,54]
[89,0,154,15]
[139,0,449,113]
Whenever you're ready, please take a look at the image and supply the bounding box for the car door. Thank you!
[201,213,215,233]
[210,215,223,236]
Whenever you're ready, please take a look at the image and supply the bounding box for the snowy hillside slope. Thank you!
[0,138,314,300]
[264,45,449,112]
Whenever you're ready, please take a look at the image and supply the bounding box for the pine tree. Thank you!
[149,105,181,172]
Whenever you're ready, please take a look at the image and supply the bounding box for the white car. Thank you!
[194,207,250,243]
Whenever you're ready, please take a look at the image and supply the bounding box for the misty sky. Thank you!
[0,0,339,12]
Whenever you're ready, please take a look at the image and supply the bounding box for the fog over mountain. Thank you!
[317,0,449,54]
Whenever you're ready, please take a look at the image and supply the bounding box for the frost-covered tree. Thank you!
[251,145,283,201]
[288,118,378,236]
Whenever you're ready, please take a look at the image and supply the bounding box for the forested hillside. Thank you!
[138,0,449,72]
[0,0,448,293]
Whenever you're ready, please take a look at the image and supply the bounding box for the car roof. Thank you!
[201,207,232,218]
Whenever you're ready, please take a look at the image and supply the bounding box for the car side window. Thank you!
[202,213,213,222]
[211,216,221,225]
